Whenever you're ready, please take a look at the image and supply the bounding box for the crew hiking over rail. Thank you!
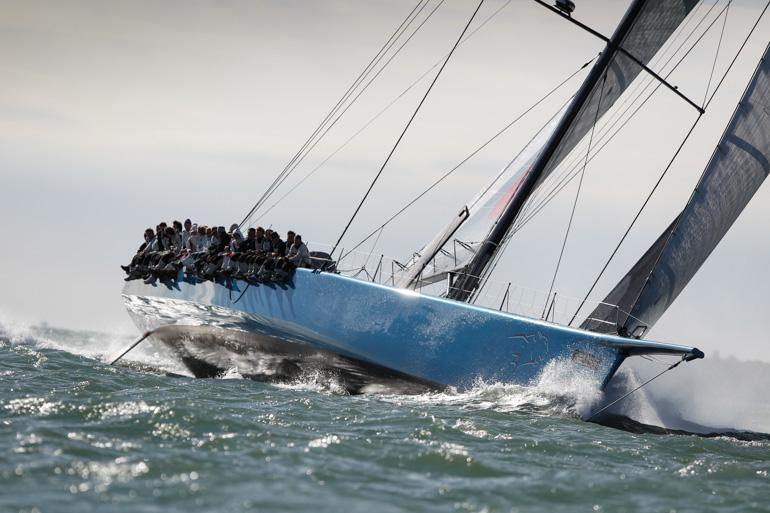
[121,219,322,285]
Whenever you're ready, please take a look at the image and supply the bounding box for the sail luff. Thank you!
[579,215,681,334]
[619,42,770,335]
[448,0,655,302]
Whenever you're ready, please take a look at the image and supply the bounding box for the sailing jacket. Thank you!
[288,243,310,267]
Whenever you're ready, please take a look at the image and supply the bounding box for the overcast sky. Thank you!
[1,0,768,362]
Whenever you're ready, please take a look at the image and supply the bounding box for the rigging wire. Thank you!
[704,0,770,109]
[567,115,702,326]
[516,0,717,224]
[329,0,488,258]
[617,30,770,332]
[363,225,386,270]
[567,0,769,327]
[473,0,728,302]
[703,1,732,106]
[243,0,433,227]
[250,0,515,226]
[586,356,688,421]
[512,0,734,234]
[465,95,576,214]
[239,0,431,228]
[255,0,449,216]
[515,0,725,230]
[251,0,711,256]
[340,57,595,259]
[541,72,608,318]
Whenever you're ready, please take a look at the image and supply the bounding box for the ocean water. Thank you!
[2,320,769,513]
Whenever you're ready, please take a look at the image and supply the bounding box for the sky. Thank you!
[1,0,769,362]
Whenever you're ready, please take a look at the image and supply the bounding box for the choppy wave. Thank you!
[1,317,769,438]
[0,314,190,376]
[3,317,770,513]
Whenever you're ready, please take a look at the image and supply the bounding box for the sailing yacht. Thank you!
[122,0,769,392]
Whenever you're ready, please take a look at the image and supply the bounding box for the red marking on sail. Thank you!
[488,170,528,219]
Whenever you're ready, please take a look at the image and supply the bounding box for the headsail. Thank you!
[580,215,680,335]
[588,42,770,336]
[440,0,699,301]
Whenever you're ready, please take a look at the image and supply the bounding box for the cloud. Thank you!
[0,0,768,361]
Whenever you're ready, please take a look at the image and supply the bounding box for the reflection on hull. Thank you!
[150,324,440,394]
[122,269,696,390]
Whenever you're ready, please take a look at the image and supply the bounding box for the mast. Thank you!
[447,0,651,301]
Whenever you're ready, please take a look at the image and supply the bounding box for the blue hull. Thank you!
[122,269,698,389]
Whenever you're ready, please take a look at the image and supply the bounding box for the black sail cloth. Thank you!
[446,0,699,301]
[532,0,701,191]
[585,42,770,335]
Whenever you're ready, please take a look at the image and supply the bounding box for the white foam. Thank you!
[220,368,245,380]
[272,369,349,395]
[0,312,189,376]
[380,358,605,420]
[3,312,768,432]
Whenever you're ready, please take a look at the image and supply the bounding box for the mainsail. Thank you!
[435,0,699,301]
[587,41,770,336]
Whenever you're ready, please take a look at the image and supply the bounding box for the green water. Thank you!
[2,323,769,513]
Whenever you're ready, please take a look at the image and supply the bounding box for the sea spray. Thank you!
[3,318,770,434]
[0,315,189,376]
[630,356,770,433]
[2,321,770,512]
[376,359,605,421]
[596,367,664,427]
